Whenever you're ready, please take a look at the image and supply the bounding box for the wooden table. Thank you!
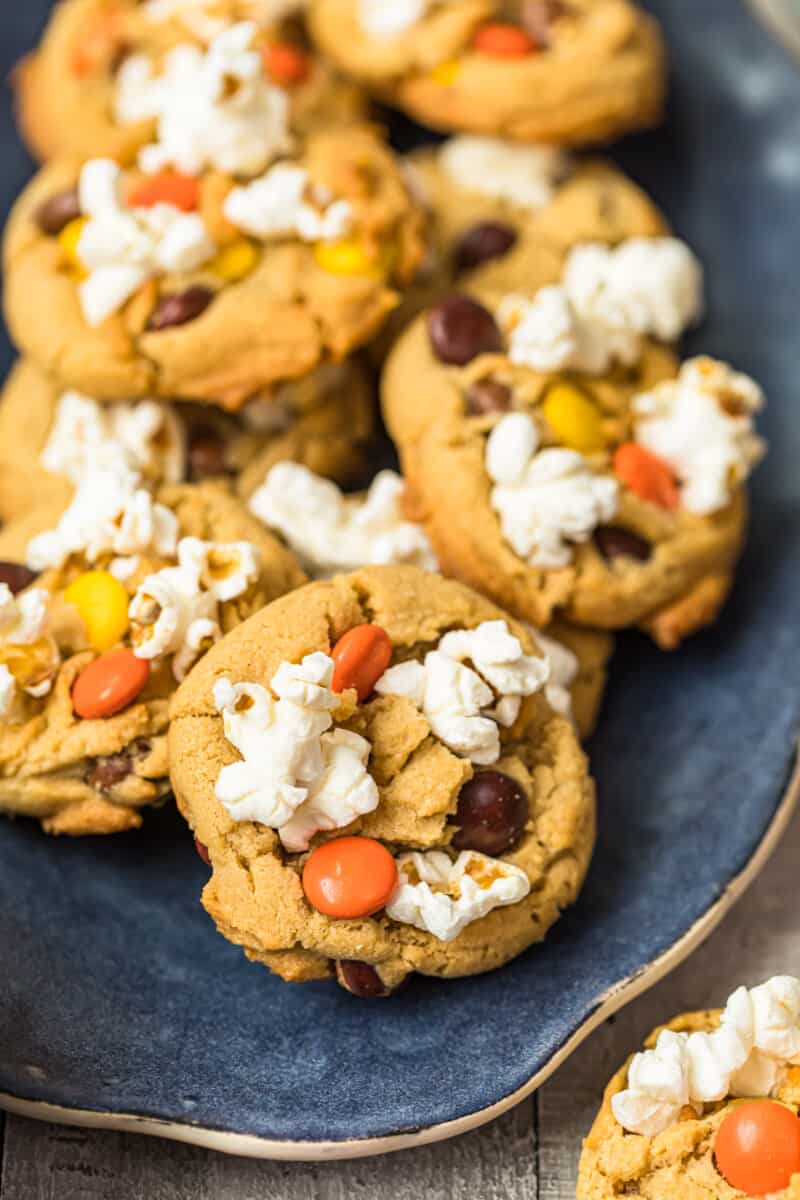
[1,802,796,1199]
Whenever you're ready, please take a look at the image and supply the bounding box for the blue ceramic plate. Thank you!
[1,0,800,1161]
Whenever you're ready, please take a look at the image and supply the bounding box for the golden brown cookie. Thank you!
[0,357,375,523]
[578,980,800,1199]
[3,125,427,409]
[15,0,366,164]
[168,565,595,993]
[382,276,763,646]
[308,0,666,146]
[0,479,305,835]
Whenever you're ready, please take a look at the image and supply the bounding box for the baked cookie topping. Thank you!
[168,565,595,992]
[578,977,800,1199]
[308,0,666,146]
[0,471,304,836]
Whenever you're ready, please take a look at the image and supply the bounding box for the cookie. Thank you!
[168,564,595,992]
[3,119,427,408]
[383,246,765,647]
[16,0,365,164]
[578,976,800,1199]
[247,460,613,736]
[0,357,375,523]
[308,0,666,146]
[0,476,305,835]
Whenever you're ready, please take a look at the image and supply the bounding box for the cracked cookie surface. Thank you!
[168,564,595,990]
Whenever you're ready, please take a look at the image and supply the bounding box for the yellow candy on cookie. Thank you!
[314,239,386,278]
[543,383,606,454]
[57,217,87,269]
[64,570,130,651]
[209,237,260,282]
[430,60,461,87]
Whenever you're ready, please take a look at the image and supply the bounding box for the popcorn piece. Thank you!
[612,976,800,1136]
[385,849,530,941]
[223,164,353,243]
[41,390,185,487]
[439,137,571,210]
[27,466,180,573]
[130,536,261,680]
[499,237,703,375]
[117,23,293,178]
[76,159,215,325]
[249,464,438,575]
[375,619,548,765]
[633,357,765,515]
[359,0,428,37]
[213,654,379,848]
[0,586,61,716]
[532,632,579,721]
[486,413,619,569]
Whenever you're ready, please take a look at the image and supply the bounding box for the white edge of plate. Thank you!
[747,0,800,58]
[2,744,799,1162]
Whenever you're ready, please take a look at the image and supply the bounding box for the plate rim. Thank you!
[2,745,798,1162]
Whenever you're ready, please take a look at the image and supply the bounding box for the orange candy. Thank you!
[614,443,679,510]
[72,649,150,720]
[263,42,312,86]
[331,624,392,703]
[715,1101,800,1195]
[473,23,537,57]
[127,172,201,213]
[302,837,398,919]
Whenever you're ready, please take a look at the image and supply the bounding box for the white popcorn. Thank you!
[117,23,293,178]
[249,464,438,576]
[359,0,428,37]
[439,137,570,210]
[385,849,530,942]
[0,587,60,717]
[532,632,579,722]
[27,466,180,573]
[130,536,261,679]
[612,976,800,1136]
[223,163,352,243]
[375,620,548,765]
[76,159,216,326]
[499,237,703,375]
[41,390,185,488]
[213,654,379,849]
[0,665,16,720]
[633,357,765,515]
[486,413,618,569]
[143,0,306,40]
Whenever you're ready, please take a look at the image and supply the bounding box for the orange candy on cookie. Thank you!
[331,624,392,702]
[127,172,201,213]
[72,649,149,720]
[614,443,679,510]
[472,23,538,57]
[715,1100,800,1195]
[302,837,398,919]
[263,43,312,86]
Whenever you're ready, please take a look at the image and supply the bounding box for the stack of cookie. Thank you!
[0,0,766,1017]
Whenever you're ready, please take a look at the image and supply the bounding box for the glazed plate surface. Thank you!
[1,0,800,1160]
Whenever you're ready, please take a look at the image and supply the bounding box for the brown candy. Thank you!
[187,426,229,480]
[86,753,131,793]
[594,526,652,564]
[336,960,395,999]
[521,0,570,46]
[454,221,518,273]
[147,286,214,332]
[35,189,81,236]
[427,295,503,366]
[465,379,512,416]
[452,771,529,856]
[0,561,38,595]
[194,838,211,866]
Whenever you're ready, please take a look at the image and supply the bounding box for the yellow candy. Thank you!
[543,383,606,454]
[209,237,260,282]
[58,217,87,269]
[430,59,461,86]
[64,570,130,652]
[313,239,388,279]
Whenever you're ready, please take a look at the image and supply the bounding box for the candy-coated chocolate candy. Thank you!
[454,221,518,273]
[452,770,529,855]
[86,752,131,792]
[147,286,214,331]
[58,218,87,269]
[194,838,211,866]
[543,383,605,454]
[473,23,537,56]
[331,624,392,702]
[614,443,679,510]
[593,526,652,563]
[465,379,512,417]
[72,649,150,720]
[187,426,229,480]
[715,1100,800,1196]
[36,189,82,236]
[302,837,398,919]
[263,43,311,85]
[64,570,130,651]
[209,237,260,282]
[0,561,38,595]
[430,60,461,86]
[336,960,394,998]
[313,239,384,277]
[127,172,201,213]
[428,295,503,366]
[521,0,567,46]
